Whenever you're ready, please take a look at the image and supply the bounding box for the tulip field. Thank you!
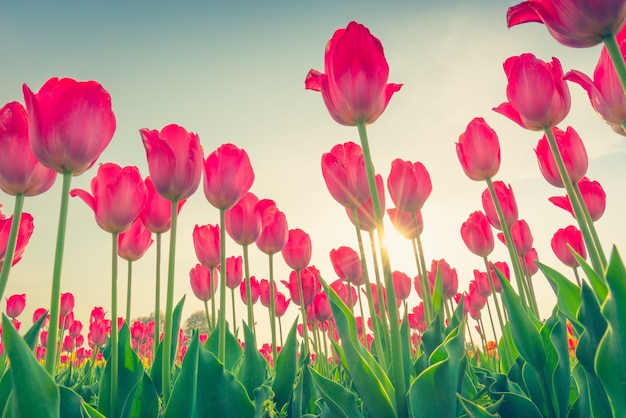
[1,1,626,417]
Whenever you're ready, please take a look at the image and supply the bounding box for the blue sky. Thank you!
[1,1,625,343]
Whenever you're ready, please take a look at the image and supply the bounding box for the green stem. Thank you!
[0,193,25,300]
[162,199,179,404]
[520,257,539,315]
[483,257,511,366]
[218,208,227,363]
[602,33,626,95]
[153,232,161,364]
[210,268,216,330]
[45,171,72,375]
[204,300,211,333]
[243,244,256,339]
[230,288,237,338]
[71,346,99,390]
[484,177,529,311]
[543,128,605,275]
[357,121,407,418]
[296,269,311,358]
[278,316,284,347]
[572,182,607,267]
[268,253,277,362]
[573,267,582,287]
[367,230,389,337]
[125,260,133,323]
[414,230,434,324]
[110,232,119,418]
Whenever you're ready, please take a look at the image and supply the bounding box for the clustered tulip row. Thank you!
[1,0,626,417]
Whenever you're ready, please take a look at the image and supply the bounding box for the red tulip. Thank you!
[408,303,426,333]
[224,255,243,290]
[282,266,321,307]
[130,321,147,342]
[255,199,288,255]
[189,263,217,302]
[140,124,204,201]
[62,335,74,353]
[321,142,370,209]
[70,163,147,233]
[0,101,56,196]
[22,77,116,175]
[456,117,501,181]
[493,54,570,131]
[535,126,588,187]
[225,192,262,246]
[387,208,423,240]
[346,173,385,232]
[549,177,606,221]
[193,224,221,269]
[60,311,74,331]
[427,259,458,300]
[118,218,153,261]
[481,181,518,230]
[281,228,312,271]
[0,212,34,267]
[564,28,626,133]
[141,176,185,233]
[305,21,402,126]
[329,246,363,286]
[473,270,492,298]
[461,211,494,257]
[5,294,25,318]
[90,306,106,324]
[203,143,254,210]
[88,321,107,347]
[551,225,586,268]
[497,219,534,256]
[274,292,290,318]
[60,292,75,317]
[489,261,511,293]
[312,292,331,322]
[258,279,276,308]
[387,159,432,213]
[522,248,540,276]
[330,279,358,308]
[507,0,626,48]
[392,271,412,300]
[68,319,83,339]
[32,307,48,326]
[239,275,260,304]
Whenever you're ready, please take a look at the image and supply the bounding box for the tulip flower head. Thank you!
[387,208,423,240]
[141,176,185,233]
[330,246,364,286]
[282,228,312,271]
[240,275,260,305]
[481,181,519,230]
[189,263,217,302]
[0,101,56,196]
[346,173,385,232]
[224,255,243,290]
[392,271,412,300]
[456,117,501,181]
[5,294,26,318]
[255,199,288,255]
[321,142,370,209]
[507,0,626,48]
[461,211,494,257]
[203,143,254,210]
[387,159,432,213]
[305,21,402,126]
[493,54,570,131]
[70,163,147,234]
[0,212,34,268]
[60,292,75,317]
[535,126,588,188]
[549,177,606,221]
[497,219,534,256]
[551,225,586,268]
[225,192,262,246]
[193,224,221,269]
[118,217,154,261]
[22,77,116,175]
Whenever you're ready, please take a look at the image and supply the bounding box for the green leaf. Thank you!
[291,355,318,417]
[456,393,499,418]
[150,295,185,394]
[572,252,607,302]
[1,314,59,418]
[98,322,144,418]
[539,312,569,418]
[569,362,590,418]
[475,367,543,418]
[120,372,159,418]
[271,320,298,411]
[164,331,198,418]
[238,322,268,399]
[539,262,582,327]
[204,323,243,372]
[595,247,626,416]
[321,278,397,417]
[431,266,444,320]
[252,384,275,418]
[23,309,48,350]
[495,267,545,370]
[309,366,364,418]
[59,385,91,418]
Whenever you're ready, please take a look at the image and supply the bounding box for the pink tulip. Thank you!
[130,321,147,342]
[60,292,75,317]
[321,142,370,209]
[274,292,290,318]
[330,279,357,308]
[68,319,83,339]
[255,199,288,255]
[473,271,492,298]
[549,177,606,221]
[461,211,494,257]
[5,294,25,318]
[70,163,147,233]
[522,248,540,276]
[312,292,331,322]
[346,173,385,232]
[329,246,363,286]
[88,321,107,347]
[282,266,321,308]
[456,117,501,181]
[408,303,426,333]
[203,143,254,210]
[427,259,458,300]
[189,263,217,302]
[387,208,423,240]
[387,159,432,213]
[497,219,534,256]
[193,224,221,269]
[225,192,262,246]
[0,101,56,196]
[392,271,412,300]
[489,262,511,293]
[281,228,312,271]
[140,124,204,202]
[535,126,588,188]
[32,307,48,326]
[239,275,260,304]
[141,176,185,233]
[305,21,402,126]
[22,77,116,175]
[0,212,34,267]
[551,225,586,268]
[224,256,243,290]
[258,279,276,308]
[481,181,519,230]
[493,54,570,131]
[507,0,626,48]
[118,218,154,261]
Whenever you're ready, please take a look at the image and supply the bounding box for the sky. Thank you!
[1,0,625,344]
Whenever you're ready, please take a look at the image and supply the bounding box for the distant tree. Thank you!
[132,311,165,327]
[183,310,210,339]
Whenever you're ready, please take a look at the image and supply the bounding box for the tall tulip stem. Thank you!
[45,171,73,375]
[268,253,277,362]
[125,260,133,323]
[162,199,179,404]
[572,182,607,267]
[243,244,256,338]
[296,269,311,358]
[357,121,407,418]
[153,232,162,363]
[218,208,227,363]
[110,232,120,418]
[602,33,626,95]
[0,193,24,301]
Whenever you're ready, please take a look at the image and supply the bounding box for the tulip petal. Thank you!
[507,2,543,28]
